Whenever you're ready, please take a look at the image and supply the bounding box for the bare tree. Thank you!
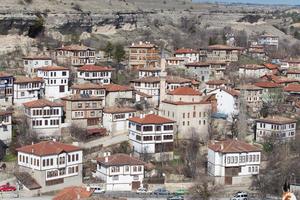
[69,123,87,142]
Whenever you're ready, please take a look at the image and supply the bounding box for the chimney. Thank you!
[105,156,108,163]
[159,58,167,104]
[31,148,34,154]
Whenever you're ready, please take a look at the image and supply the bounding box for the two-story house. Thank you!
[55,44,95,68]
[37,66,69,100]
[200,45,244,62]
[236,84,263,113]
[103,107,137,135]
[128,41,160,70]
[23,99,63,139]
[0,72,13,108]
[255,116,297,141]
[103,84,134,107]
[13,76,44,106]
[205,79,228,93]
[166,57,187,67]
[16,141,83,193]
[77,65,114,84]
[258,34,279,48]
[184,62,211,82]
[62,94,104,128]
[159,87,211,139]
[128,114,175,161]
[208,139,261,185]
[95,153,145,191]
[70,83,106,106]
[23,55,53,77]
[138,67,161,78]
[0,110,12,144]
[174,48,199,63]
[239,64,272,78]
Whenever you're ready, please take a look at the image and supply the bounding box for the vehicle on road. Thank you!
[168,195,184,200]
[89,185,105,194]
[0,184,16,192]
[153,188,172,195]
[175,189,188,196]
[231,191,248,200]
[136,187,152,194]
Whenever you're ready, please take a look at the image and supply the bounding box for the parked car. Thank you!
[136,187,152,194]
[231,191,248,200]
[168,195,184,200]
[153,188,172,195]
[175,189,188,196]
[0,184,16,192]
[89,185,105,194]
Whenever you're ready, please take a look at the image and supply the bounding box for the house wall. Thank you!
[23,59,52,77]
[175,53,199,63]
[0,114,12,144]
[103,112,135,134]
[256,121,296,141]
[105,91,133,107]
[77,71,112,84]
[14,82,43,106]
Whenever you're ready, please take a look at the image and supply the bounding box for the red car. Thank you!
[0,184,16,192]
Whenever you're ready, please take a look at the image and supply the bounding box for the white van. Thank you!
[88,185,105,194]
[231,192,248,200]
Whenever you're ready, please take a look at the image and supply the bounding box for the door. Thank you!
[132,181,140,190]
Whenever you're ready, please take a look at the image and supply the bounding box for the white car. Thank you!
[136,187,152,194]
[231,192,248,200]
[90,186,105,194]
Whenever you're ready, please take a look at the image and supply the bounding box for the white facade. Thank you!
[256,117,296,141]
[37,67,69,100]
[174,49,199,63]
[258,35,279,47]
[239,65,270,78]
[17,141,83,193]
[23,57,52,77]
[207,148,261,177]
[103,108,136,135]
[0,111,12,144]
[138,69,161,78]
[95,154,144,191]
[208,88,239,120]
[13,77,43,106]
[24,100,63,139]
[77,66,113,84]
[128,114,175,161]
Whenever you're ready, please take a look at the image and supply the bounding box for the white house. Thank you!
[95,153,145,191]
[166,57,187,67]
[23,55,52,77]
[77,65,114,84]
[37,66,70,100]
[255,116,297,142]
[239,64,271,78]
[0,110,12,144]
[258,34,279,48]
[16,141,83,193]
[174,48,199,63]
[23,99,63,139]
[0,72,13,109]
[103,107,137,135]
[13,76,44,106]
[205,79,228,93]
[128,114,175,161]
[207,139,261,185]
[207,88,240,120]
[138,67,161,78]
[159,87,211,139]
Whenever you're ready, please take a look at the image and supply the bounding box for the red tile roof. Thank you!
[0,71,12,78]
[0,110,12,116]
[22,55,51,60]
[53,186,93,200]
[175,48,198,54]
[263,63,278,70]
[222,88,240,97]
[254,81,281,88]
[208,139,261,153]
[284,84,300,92]
[135,90,152,98]
[78,65,114,72]
[16,141,81,156]
[56,44,95,51]
[287,70,300,74]
[205,44,244,51]
[23,99,63,108]
[256,116,297,124]
[237,84,263,90]
[104,84,133,92]
[61,94,104,101]
[185,62,211,67]
[97,153,146,166]
[138,67,161,72]
[168,87,201,96]
[240,64,265,69]
[129,114,175,124]
[206,79,227,85]
[70,83,105,90]
[14,76,43,84]
[129,42,157,48]
[37,66,68,71]
[103,107,136,114]
[162,100,210,105]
